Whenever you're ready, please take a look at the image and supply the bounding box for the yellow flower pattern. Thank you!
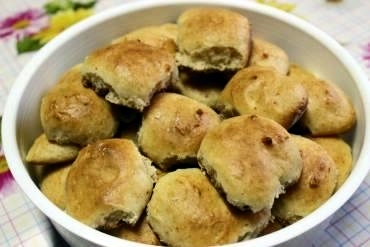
[256,0,296,12]
[0,156,8,173]
[33,8,93,44]
[10,0,97,53]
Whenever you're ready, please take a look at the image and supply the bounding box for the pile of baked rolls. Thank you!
[26,7,356,247]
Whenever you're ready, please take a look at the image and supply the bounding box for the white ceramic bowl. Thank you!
[2,0,370,246]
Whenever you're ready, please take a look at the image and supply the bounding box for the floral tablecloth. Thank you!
[1,0,370,246]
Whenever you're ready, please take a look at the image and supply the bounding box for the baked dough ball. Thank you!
[147,168,271,247]
[249,37,289,75]
[288,64,317,79]
[198,114,303,212]
[176,7,251,71]
[26,134,79,164]
[258,219,284,236]
[138,92,221,170]
[66,139,156,229]
[219,66,308,129]
[40,64,119,146]
[81,40,178,111]
[171,69,230,109]
[272,135,338,224]
[311,137,353,190]
[39,163,71,209]
[288,64,356,135]
[112,23,178,54]
[106,215,160,246]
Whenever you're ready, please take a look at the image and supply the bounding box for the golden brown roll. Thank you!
[81,40,178,111]
[288,64,356,136]
[138,92,221,170]
[258,219,284,236]
[249,37,290,75]
[272,135,338,224]
[106,215,160,246]
[26,133,79,165]
[176,7,251,71]
[288,64,317,79]
[311,136,353,190]
[171,69,229,109]
[219,66,308,129]
[198,114,303,212]
[40,64,119,146]
[147,168,271,247]
[39,163,72,210]
[112,23,178,54]
[65,138,156,229]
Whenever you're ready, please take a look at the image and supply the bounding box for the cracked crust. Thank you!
[197,115,303,212]
[81,40,178,111]
[272,135,338,224]
[219,66,308,129]
[40,64,119,146]
[138,93,221,170]
[147,168,271,247]
[65,139,156,229]
[288,64,356,136]
[176,7,252,71]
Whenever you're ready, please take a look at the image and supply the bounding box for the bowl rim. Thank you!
[2,0,370,246]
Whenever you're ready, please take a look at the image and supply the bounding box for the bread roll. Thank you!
[288,64,356,135]
[26,134,79,164]
[81,40,178,111]
[249,37,289,74]
[272,135,338,224]
[176,7,251,71]
[138,92,221,170]
[198,114,303,212]
[66,138,156,229]
[40,64,119,146]
[106,215,160,246]
[311,136,352,190]
[147,168,271,247]
[171,69,230,109]
[112,23,178,54]
[40,163,71,209]
[258,219,284,236]
[219,66,308,128]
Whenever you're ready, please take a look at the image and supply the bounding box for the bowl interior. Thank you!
[3,0,369,246]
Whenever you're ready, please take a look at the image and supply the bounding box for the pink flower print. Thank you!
[0,155,18,197]
[363,42,370,67]
[0,8,49,40]
[0,128,17,196]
